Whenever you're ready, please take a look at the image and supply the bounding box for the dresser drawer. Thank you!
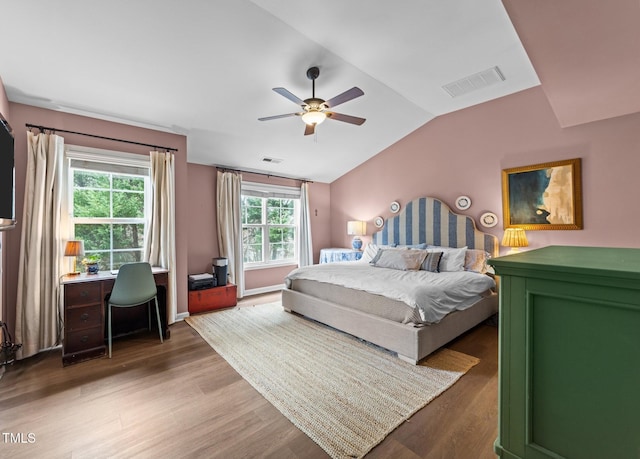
[65,304,103,331]
[65,326,104,353]
[65,282,102,305]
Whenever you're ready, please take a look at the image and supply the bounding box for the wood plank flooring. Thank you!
[0,293,498,458]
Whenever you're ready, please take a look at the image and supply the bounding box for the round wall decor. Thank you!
[374,216,384,228]
[390,201,401,213]
[455,195,472,210]
[480,212,498,228]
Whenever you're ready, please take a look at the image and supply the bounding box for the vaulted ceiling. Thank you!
[0,0,544,182]
[6,1,637,184]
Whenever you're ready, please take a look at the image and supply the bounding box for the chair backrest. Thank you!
[109,262,157,307]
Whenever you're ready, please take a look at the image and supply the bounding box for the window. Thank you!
[241,182,300,268]
[65,146,150,271]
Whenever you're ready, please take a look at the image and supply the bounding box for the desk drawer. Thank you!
[65,282,102,305]
[66,304,103,331]
[65,326,104,353]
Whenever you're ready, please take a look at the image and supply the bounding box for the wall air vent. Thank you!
[442,66,505,98]
[261,156,283,164]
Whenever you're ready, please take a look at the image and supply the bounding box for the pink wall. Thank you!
[3,103,189,335]
[330,86,640,253]
[186,167,331,291]
[186,163,219,274]
[503,0,640,128]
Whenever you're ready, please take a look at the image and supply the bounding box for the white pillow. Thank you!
[370,248,427,271]
[427,246,467,272]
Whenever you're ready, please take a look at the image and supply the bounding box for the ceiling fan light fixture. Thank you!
[301,110,326,125]
[259,66,365,135]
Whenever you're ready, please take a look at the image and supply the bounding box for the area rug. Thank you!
[185,303,479,459]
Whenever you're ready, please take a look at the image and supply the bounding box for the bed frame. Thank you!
[282,197,499,364]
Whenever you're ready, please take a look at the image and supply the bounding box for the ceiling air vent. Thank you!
[261,156,283,164]
[442,66,505,98]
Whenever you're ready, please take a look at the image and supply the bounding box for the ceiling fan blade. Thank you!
[324,87,364,108]
[258,113,300,121]
[326,112,366,125]
[273,87,306,106]
[304,123,315,136]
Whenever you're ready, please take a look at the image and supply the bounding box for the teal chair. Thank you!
[107,262,163,358]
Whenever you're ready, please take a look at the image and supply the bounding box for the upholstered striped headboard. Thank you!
[371,197,499,257]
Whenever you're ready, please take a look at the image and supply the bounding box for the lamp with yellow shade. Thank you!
[347,220,366,251]
[64,240,84,275]
[501,228,528,254]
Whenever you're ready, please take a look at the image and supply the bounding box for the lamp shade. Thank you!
[301,110,327,126]
[64,240,85,257]
[501,228,528,248]
[347,220,366,236]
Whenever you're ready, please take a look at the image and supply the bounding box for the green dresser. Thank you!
[488,246,640,459]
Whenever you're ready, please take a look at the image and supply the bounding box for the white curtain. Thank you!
[216,170,244,298]
[145,151,177,324]
[298,182,314,266]
[15,132,65,359]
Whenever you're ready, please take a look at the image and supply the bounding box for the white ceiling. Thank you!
[0,0,539,183]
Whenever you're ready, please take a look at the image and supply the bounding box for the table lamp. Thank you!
[64,240,85,275]
[347,220,366,251]
[501,228,528,254]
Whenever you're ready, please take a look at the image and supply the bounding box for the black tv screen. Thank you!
[0,114,16,230]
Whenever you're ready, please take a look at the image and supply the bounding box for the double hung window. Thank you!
[65,147,150,271]
[241,182,300,268]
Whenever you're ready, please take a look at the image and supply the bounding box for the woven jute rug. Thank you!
[186,303,479,459]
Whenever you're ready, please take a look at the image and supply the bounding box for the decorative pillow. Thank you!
[420,251,443,272]
[370,248,427,271]
[361,243,397,263]
[464,249,491,274]
[426,245,467,272]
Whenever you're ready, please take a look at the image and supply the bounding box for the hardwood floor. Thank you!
[0,292,498,458]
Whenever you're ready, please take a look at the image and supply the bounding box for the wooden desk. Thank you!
[61,268,169,366]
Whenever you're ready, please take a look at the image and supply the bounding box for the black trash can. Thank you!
[212,257,228,286]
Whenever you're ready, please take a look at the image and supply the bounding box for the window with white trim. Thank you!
[64,146,150,271]
[241,182,300,268]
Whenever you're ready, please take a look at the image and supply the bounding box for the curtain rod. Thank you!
[25,123,178,152]
[216,166,313,183]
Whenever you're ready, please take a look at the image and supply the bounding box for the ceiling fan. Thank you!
[258,66,366,136]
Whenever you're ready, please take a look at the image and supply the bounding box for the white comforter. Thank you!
[285,262,496,323]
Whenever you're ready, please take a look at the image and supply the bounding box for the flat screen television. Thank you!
[0,113,16,231]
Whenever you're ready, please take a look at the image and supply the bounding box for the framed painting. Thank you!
[502,158,583,230]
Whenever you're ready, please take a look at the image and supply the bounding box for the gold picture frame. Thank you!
[502,158,583,230]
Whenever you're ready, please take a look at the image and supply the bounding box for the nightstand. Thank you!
[319,248,363,263]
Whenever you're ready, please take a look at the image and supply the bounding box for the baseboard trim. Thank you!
[175,312,190,322]
[243,284,285,297]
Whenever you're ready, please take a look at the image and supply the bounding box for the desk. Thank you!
[319,248,363,263]
[61,268,169,365]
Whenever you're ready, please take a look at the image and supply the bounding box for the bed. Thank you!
[282,197,499,364]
